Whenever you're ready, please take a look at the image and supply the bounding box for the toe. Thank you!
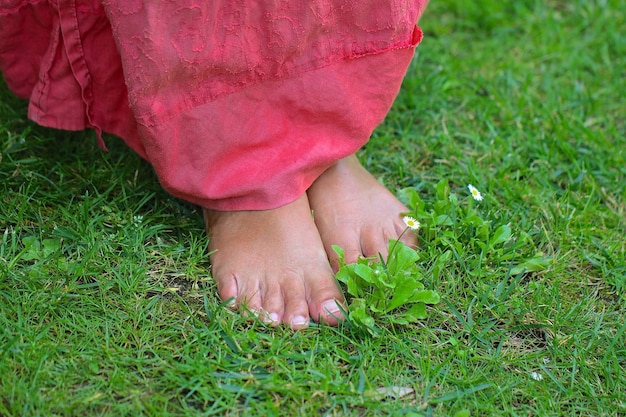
[216,269,264,314]
[212,268,239,307]
[280,272,311,330]
[322,231,362,270]
[360,227,389,260]
[289,314,310,330]
[306,273,346,325]
[317,298,345,325]
[260,281,285,326]
[400,227,418,249]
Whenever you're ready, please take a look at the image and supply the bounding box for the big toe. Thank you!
[307,277,346,325]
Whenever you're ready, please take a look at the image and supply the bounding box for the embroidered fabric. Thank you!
[0,0,428,210]
[101,0,426,126]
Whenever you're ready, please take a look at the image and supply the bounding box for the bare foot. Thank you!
[307,154,417,270]
[203,194,345,329]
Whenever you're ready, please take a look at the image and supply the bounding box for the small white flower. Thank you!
[530,371,543,381]
[402,216,420,230]
[468,184,483,201]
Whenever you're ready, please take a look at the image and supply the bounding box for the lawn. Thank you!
[1,0,625,415]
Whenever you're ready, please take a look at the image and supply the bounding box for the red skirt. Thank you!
[0,0,427,210]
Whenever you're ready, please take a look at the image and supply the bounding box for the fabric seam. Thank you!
[135,34,421,128]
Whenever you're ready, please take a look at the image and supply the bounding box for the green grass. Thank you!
[1,0,625,415]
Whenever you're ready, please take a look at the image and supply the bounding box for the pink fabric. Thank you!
[0,0,427,210]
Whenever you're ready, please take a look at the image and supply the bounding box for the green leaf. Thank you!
[387,277,418,311]
[335,267,350,284]
[387,239,419,275]
[21,236,41,261]
[434,214,453,226]
[399,187,424,212]
[42,238,61,257]
[349,303,376,331]
[436,179,450,201]
[335,266,361,297]
[336,267,361,297]
[389,315,411,326]
[489,224,512,247]
[332,245,345,260]
[510,256,552,275]
[465,213,485,227]
[404,302,427,321]
[408,290,440,305]
[22,236,38,250]
[354,263,375,283]
[369,302,386,314]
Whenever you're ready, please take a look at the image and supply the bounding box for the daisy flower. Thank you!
[402,216,420,230]
[468,184,483,201]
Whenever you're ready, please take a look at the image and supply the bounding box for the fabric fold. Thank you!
[0,0,428,210]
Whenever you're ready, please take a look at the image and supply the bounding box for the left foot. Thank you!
[203,194,345,329]
[307,154,417,270]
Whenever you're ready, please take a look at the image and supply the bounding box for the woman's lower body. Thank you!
[0,0,428,328]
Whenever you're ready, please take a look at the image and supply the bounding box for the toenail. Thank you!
[290,315,309,328]
[322,300,342,315]
[258,310,279,325]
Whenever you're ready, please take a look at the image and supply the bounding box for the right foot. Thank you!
[203,194,345,329]
[307,155,417,270]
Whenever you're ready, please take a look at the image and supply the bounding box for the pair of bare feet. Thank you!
[203,154,417,329]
